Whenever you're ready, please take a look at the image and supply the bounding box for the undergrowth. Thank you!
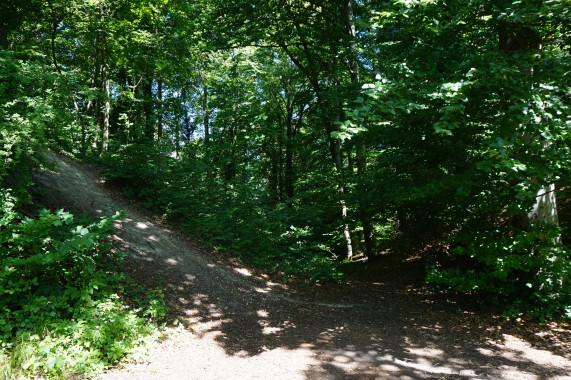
[0,190,167,379]
[95,143,348,284]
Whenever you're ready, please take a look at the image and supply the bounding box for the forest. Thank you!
[0,0,570,378]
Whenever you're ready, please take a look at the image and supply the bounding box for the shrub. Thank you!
[0,192,165,379]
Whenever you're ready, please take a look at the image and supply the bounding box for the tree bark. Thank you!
[332,134,354,260]
[224,100,238,182]
[498,21,560,243]
[203,83,210,146]
[100,4,110,152]
[346,0,376,258]
[277,129,285,201]
[157,79,163,143]
[101,60,110,151]
[266,134,281,203]
[143,74,154,141]
[284,94,295,200]
[203,82,212,178]
[181,87,191,142]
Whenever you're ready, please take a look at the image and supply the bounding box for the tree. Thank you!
[359,0,570,315]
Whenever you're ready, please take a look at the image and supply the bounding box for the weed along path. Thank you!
[32,151,571,380]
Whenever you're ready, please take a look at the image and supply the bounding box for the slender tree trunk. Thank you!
[86,31,99,116]
[266,136,281,203]
[332,134,353,260]
[346,0,359,83]
[224,99,238,182]
[498,21,561,244]
[100,7,110,152]
[174,121,180,159]
[277,130,285,201]
[181,87,189,142]
[203,82,212,178]
[346,0,376,258]
[111,68,127,141]
[127,76,135,143]
[284,98,294,200]
[83,28,100,152]
[157,79,163,143]
[143,74,154,141]
[332,83,354,259]
[329,92,353,259]
[203,83,210,146]
[101,62,110,151]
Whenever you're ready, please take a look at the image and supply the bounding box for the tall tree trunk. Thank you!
[498,21,561,243]
[84,29,100,152]
[86,31,99,116]
[126,76,136,143]
[266,136,281,203]
[157,79,163,143]
[181,87,191,142]
[284,98,294,200]
[332,132,354,260]
[346,0,376,258]
[330,90,353,259]
[332,76,354,259]
[224,99,238,182]
[174,120,180,159]
[101,61,110,151]
[203,83,210,146]
[100,7,110,152]
[143,74,154,141]
[111,68,128,141]
[277,130,285,201]
[203,83,212,178]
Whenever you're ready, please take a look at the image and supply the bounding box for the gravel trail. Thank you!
[32,151,571,380]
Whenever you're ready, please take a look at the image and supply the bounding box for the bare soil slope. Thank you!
[32,151,571,380]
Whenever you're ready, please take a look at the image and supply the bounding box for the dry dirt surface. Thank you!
[32,151,571,380]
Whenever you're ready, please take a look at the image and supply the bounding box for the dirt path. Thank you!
[32,151,571,380]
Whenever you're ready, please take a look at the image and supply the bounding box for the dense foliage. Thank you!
[1,7,570,380]
[359,0,571,317]
[0,204,165,378]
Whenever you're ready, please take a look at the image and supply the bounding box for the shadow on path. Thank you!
[33,151,571,380]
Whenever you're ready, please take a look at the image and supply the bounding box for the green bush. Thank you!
[0,192,165,379]
[427,221,571,319]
